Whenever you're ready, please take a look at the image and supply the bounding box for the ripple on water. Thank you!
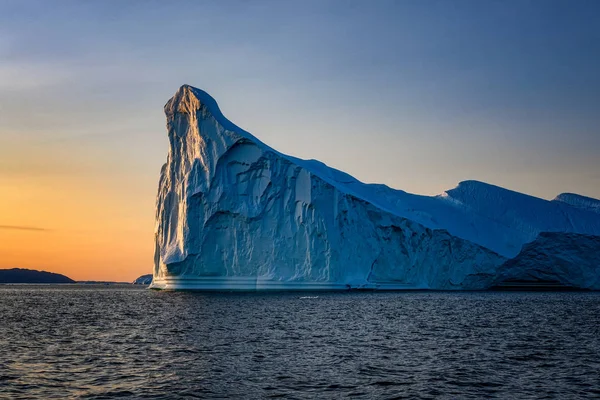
[1,286,600,399]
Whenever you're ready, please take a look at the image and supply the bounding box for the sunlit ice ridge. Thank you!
[151,85,600,291]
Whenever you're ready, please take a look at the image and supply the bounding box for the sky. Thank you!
[0,0,599,281]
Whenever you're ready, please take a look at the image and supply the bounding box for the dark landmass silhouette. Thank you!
[0,268,75,284]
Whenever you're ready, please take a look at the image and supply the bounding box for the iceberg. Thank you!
[151,85,600,290]
[494,233,600,290]
[133,274,153,285]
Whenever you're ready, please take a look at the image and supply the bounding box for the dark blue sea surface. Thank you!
[1,285,600,399]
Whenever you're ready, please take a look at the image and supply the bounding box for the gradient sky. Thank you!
[1,0,599,281]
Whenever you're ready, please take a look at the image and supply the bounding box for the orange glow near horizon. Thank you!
[0,158,157,282]
[0,229,153,282]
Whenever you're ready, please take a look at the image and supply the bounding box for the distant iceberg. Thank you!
[133,274,153,285]
[151,85,600,290]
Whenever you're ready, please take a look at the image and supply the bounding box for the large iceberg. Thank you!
[151,85,600,290]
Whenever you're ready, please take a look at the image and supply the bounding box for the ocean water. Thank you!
[1,286,600,399]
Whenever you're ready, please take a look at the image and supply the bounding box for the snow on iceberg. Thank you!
[151,85,600,290]
[553,193,600,214]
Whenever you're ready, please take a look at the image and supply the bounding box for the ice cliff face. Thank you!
[494,233,600,290]
[152,85,600,290]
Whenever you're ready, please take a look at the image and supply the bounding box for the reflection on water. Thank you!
[1,285,600,399]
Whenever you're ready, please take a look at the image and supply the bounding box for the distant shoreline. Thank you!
[0,268,152,285]
[0,268,75,284]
